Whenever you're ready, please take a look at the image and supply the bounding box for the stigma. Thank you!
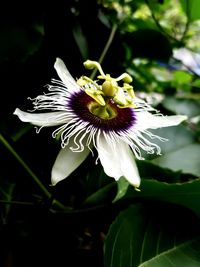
[76,60,137,109]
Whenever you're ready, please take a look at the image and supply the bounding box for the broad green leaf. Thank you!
[139,238,200,266]
[152,143,200,177]
[146,123,199,177]
[149,125,195,155]
[180,0,200,21]
[162,96,200,118]
[104,205,145,267]
[125,179,200,217]
[137,160,190,183]
[104,203,200,267]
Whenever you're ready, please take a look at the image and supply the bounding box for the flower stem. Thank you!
[0,133,52,199]
[90,23,118,80]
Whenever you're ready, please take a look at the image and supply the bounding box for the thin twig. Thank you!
[0,133,51,199]
[90,24,118,79]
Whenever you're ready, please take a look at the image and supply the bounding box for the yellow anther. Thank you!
[123,83,135,99]
[76,77,88,87]
[85,88,106,106]
[102,81,117,97]
[113,87,127,106]
[115,73,133,83]
[82,59,136,109]
[83,60,105,76]
[97,74,112,80]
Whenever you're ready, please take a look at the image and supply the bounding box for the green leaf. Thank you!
[82,182,116,207]
[149,125,195,156]
[192,78,200,88]
[145,124,199,177]
[162,96,200,118]
[180,0,200,21]
[0,178,15,224]
[104,204,146,267]
[72,22,89,60]
[82,164,116,207]
[125,179,200,217]
[173,70,193,84]
[152,143,200,177]
[172,70,193,91]
[112,176,130,202]
[139,238,200,266]
[104,203,200,267]
[137,160,189,183]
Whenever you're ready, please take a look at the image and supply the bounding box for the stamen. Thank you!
[83,60,106,77]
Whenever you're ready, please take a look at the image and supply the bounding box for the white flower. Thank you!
[14,58,187,189]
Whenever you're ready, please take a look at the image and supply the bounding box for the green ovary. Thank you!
[88,102,117,120]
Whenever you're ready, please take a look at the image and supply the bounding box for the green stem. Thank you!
[0,200,34,206]
[90,24,118,79]
[0,133,51,199]
[0,134,68,210]
[145,0,179,44]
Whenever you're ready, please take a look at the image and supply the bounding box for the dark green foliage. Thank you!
[0,0,200,266]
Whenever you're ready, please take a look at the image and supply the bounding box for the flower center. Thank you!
[69,91,136,133]
[87,101,117,119]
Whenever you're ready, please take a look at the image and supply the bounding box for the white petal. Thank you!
[97,135,122,180]
[97,134,140,187]
[51,146,90,185]
[54,58,80,92]
[136,112,187,130]
[13,108,68,127]
[118,142,140,188]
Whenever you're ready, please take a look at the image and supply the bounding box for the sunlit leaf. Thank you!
[172,70,193,91]
[173,70,192,84]
[180,0,200,21]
